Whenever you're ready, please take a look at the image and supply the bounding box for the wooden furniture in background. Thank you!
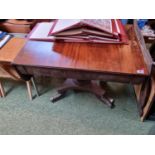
[0,19,52,33]
[134,75,155,121]
[0,38,39,100]
[133,20,155,121]
[13,24,152,116]
[134,63,155,121]
[141,76,155,121]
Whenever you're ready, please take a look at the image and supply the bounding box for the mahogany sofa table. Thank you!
[12,24,152,115]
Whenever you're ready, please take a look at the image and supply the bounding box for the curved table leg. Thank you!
[51,79,115,108]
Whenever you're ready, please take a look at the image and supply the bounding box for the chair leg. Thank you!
[0,87,2,97]
[31,77,39,97]
[0,81,5,97]
[26,80,33,101]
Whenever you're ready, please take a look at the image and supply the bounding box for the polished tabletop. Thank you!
[13,26,149,76]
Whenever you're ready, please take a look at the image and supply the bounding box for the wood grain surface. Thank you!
[13,25,149,76]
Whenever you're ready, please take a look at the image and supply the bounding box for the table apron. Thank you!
[15,65,148,84]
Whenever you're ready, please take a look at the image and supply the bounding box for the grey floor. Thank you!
[0,77,155,135]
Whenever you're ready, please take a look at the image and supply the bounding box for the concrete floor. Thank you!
[0,78,155,135]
